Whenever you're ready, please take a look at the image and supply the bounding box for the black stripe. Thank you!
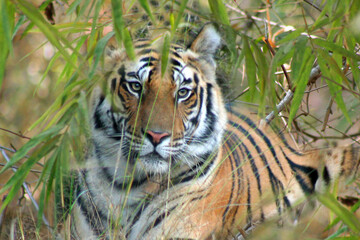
[232,112,286,176]
[127,72,137,78]
[111,78,117,92]
[227,105,303,157]
[195,84,216,142]
[140,56,157,62]
[189,87,203,125]
[246,177,252,223]
[93,96,105,130]
[222,139,236,226]
[171,58,182,67]
[135,43,150,48]
[323,166,330,185]
[138,48,154,55]
[147,70,154,83]
[280,147,317,194]
[170,50,181,58]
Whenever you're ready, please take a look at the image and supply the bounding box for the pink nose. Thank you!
[147,130,170,145]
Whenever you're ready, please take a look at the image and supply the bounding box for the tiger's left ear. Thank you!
[189,24,221,66]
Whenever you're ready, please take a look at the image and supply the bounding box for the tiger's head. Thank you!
[91,25,227,176]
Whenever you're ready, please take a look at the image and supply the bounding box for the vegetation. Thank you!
[0,0,359,239]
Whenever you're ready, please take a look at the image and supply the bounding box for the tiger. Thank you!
[64,25,360,240]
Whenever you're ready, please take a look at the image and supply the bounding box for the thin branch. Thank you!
[321,98,334,132]
[1,150,52,230]
[321,75,360,97]
[261,90,294,127]
[0,163,42,173]
[262,63,324,125]
[0,128,31,139]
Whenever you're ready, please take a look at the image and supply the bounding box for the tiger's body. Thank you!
[65,25,360,239]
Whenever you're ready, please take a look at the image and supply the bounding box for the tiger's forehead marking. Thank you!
[115,41,196,86]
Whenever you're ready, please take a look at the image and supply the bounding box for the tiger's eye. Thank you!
[178,88,190,98]
[129,82,142,92]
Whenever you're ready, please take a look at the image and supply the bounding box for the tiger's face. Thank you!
[91,25,227,175]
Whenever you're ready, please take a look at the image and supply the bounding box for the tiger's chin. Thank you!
[136,153,171,174]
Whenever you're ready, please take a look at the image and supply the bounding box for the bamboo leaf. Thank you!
[276,29,303,45]
[16,0,82,71]
[0,125,63,174]
[138,0,156,25]
[208,0,230,25]
[161,33,171,77]
[313,38,360,61]
[243,35,256,101]
[318,192,360,235]
[317,49,351,123]
[89,32,115,79]
[123,28,135,61]
[0,135,61,210]
[250,41,268,116]
[288,47,315,126]
[111,0,124,44]
[0,0,14,87]
[172,0,188,34]
[290,36,308,83]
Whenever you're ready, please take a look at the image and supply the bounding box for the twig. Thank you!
[260,90,294,127]
[303,0,328,17]
[0,128,31,140]
[226,4,319,39]
[1,149,52,230]
[321,98,334,132]
[0,145,45,168]
[262,63,324,125]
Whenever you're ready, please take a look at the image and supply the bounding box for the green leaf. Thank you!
[138,0,156,25]
[111,0,124,44]
[243,35,256,101]
[0,135,61,211]
[276,29,303,45]
[0,125,63,174]
[161,33,171,77]
[208,0,230,25]
[123,28,135,61]
[89,32,115,78]
[0,0,14,87]
[16,0,82,72]
[290,36,308,83]
[318,192,360,235]
[317,49,351,123]
[172,0,188,34]
[288,47,315,126]
[313,38,360,61]
[250,41,268,116]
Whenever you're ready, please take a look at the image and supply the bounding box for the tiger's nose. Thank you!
[146,130,170,145]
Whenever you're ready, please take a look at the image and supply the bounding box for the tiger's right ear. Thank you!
[189,24,221,66]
